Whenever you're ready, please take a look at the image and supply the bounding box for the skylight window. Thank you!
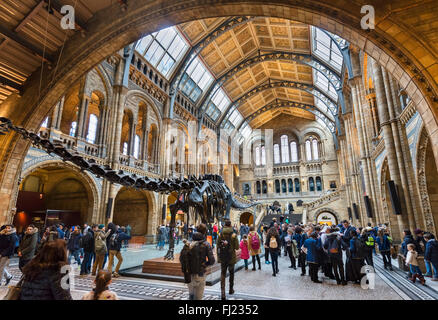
[240,122,252,139]
[313,69,338,100]
[180,57,214,103]
[311,27,343,72]
[136,26,189,78]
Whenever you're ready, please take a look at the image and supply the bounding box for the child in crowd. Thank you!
[406,243,426,285]
[240,234,250,270]
[82,270,119,300]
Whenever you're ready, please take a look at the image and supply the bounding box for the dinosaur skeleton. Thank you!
[0,117,258,260]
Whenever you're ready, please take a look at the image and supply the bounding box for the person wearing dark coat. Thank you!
[0,225,18,285]
[107,224,131,277]
[293,226,307,276]
[265,224,281,277]
[424,233,438,281]
[349,230,365,284]
[67,227,82,266]
[80,227,95,275]
[324,228,347,285]
[18,225,39,271]
[20,239,72,300]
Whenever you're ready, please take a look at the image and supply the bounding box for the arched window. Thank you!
[256,181,261,194]
[261,146,266,166]
[288,179,293,193]
[41,117,49,128]
[306,140,312,161]
[262,180,267,194]
[309,177,315,192]
[255,146,261,166]
[123,142,128,155]
[86,114,98,144]
[290,141,298,162]
[316,176,322,191]
[275,180,280,193]
[281,135,289,163]
[274,144,280,164]
[69,122,77,137]
[133,135,141,159]
[281,179,287,193]
[312,139,319,160]
[294,178,300,192]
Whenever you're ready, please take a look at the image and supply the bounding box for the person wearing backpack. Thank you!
[247,226,261,271]
[107,223,131,277]
[92,224,111,276]
[376,228,393,271]
[180,223,215,300]
[324,227,347,285]
[216,219,239,300]
[349,230,366,284]
[265,224,281,277]
[303,232,322,283]
[362,227,375,267]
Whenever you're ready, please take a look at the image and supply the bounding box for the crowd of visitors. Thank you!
[1,216,438,300]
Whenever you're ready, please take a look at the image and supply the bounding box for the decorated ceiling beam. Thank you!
[235,99,335,133]
[196,51,342,122]
[168,16,255,118]
[218,79,337,127]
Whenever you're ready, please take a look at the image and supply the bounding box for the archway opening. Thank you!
[316,211,338,226]
[240,212,254,226]
[113,187,148,236]
[15,166,92,233]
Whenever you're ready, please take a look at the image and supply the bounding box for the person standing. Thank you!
[240,235,250,270]
[324,227,347,285]
[247,226,262,271]
[107,223,131,277]
[303,232,322,283]
[80,224,95,276]
[217,219,239,300]
[406,243,426,285]
[349,230,366,284]
[285,228,297,269]
[265,223,281,277]
[362,227,375,267]
[0,225,18,285]
[18,225,39,271]
[92,224,110,276]
[67,226,82,267]
[376,228,393,271]
[293,226,307,276]
[424,233,438,281]
[262,225,270,265]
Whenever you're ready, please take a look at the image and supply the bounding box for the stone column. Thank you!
[109,85,128,165]
[76,95,89,139]
[371,58,407,237]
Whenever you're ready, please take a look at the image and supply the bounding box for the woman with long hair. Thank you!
[265,224,281,277]
[20,239,72,300]
[82,270,118,300]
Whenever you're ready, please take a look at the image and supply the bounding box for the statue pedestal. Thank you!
[120,250,246,286]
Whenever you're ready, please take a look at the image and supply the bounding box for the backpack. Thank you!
[110,233,119,248]
[355,238,367,258]
[95,232,107,254]
[328,238,340,255]
[218,232,232,263]
[269,236,278,249]
[180,241,206,277]
[250,233,260,251]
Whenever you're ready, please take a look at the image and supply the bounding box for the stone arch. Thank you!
[416,126,438,234]
[1,1,438,225]
[113,187,156,236]
[313,207,341,226]
[124,90,163,130]
[240,211,254,226]
[19,160,101,224]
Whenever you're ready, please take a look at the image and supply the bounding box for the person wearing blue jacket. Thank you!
[293,226,307,276]
[424,233,438,281]
[376,228,393,271]
[303,232,321,283]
